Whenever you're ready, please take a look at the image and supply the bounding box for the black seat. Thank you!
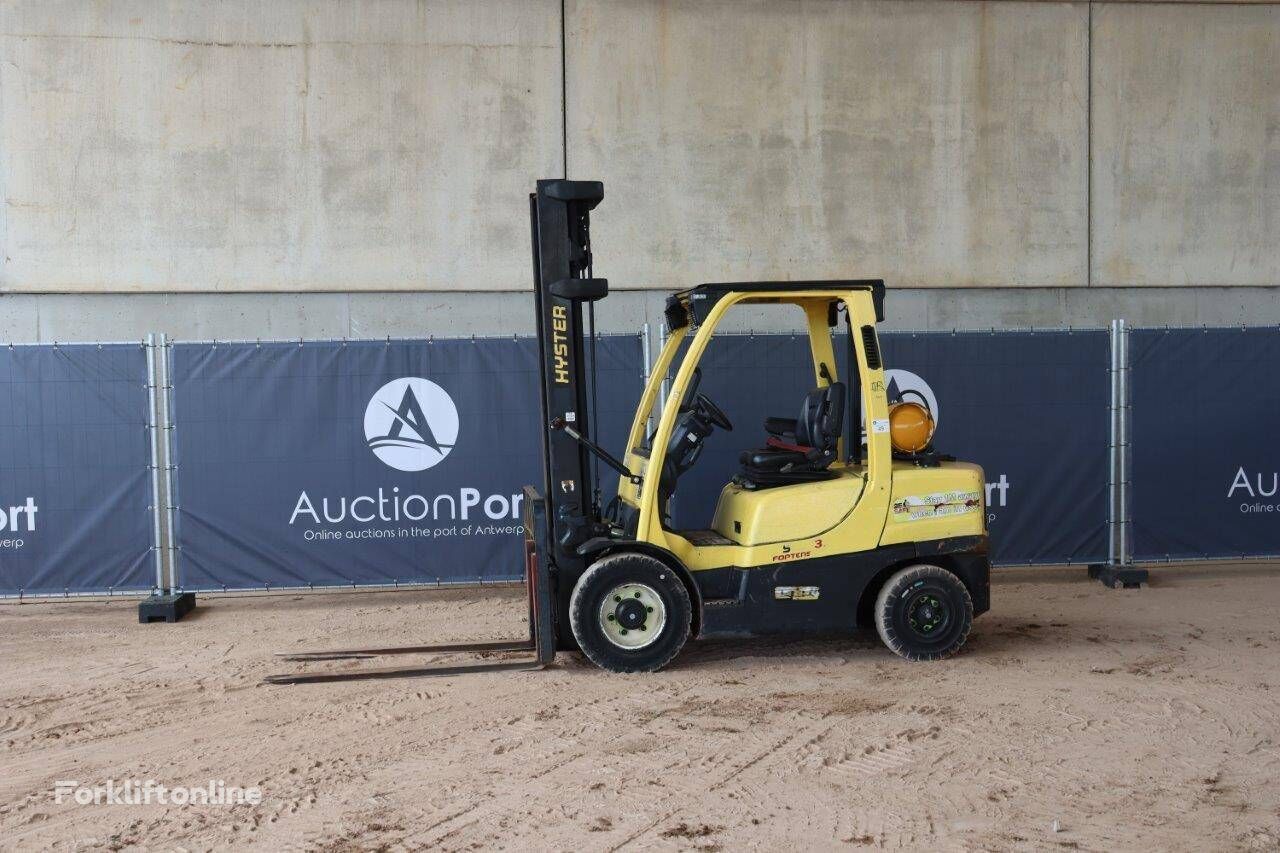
[737,383,846,488]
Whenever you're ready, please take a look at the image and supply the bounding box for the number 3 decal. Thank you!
[813,538,823,549]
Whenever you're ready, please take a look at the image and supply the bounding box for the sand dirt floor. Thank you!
[2,564,1279,851]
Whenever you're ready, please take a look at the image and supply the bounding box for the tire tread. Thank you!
[569,552,691,673]
[874,563,973,662]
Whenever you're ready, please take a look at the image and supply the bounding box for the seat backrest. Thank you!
[795,382,845,451]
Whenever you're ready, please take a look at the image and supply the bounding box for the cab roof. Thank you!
[666,280,885,329]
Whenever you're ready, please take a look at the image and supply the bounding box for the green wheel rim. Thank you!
[905,591,950,637]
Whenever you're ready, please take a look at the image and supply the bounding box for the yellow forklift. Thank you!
[266,180,989,683]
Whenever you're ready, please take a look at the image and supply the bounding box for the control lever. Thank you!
[551,417,643,486]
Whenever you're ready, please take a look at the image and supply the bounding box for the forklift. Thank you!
[266,179,989,684]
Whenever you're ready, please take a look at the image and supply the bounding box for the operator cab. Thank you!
[615,281,885,549]
[632,339,847,518]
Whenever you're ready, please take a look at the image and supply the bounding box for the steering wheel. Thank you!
[693,392,733,431]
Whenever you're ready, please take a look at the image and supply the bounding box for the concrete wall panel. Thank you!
[566,0,1089,291]
[2,0,1276,315]
[1092,4,1280,286]
[0,0,562,292]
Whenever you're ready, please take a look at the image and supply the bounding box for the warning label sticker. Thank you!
[891,490,982,523]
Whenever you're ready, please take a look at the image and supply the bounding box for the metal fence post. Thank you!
[159,333,179,592]
[136,333,196,622]
[1118,319,1130,567]
[1090,318,1147,588]
[1108,319,1119,566]
[641,323,653,434]
[657,323,669,418]
[145,334,165,593]
[641,323,651,385]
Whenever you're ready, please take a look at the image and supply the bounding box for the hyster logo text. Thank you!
[364,378,459,472]
[552,305,570,384]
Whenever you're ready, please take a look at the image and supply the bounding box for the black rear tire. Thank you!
[874,564,973,661]
[570,552,691,673]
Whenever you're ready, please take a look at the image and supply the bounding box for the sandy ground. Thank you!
[1,565,1279,852]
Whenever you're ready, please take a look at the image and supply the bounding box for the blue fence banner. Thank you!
[881,330,1110,565]
[1130,327,1280,561]
[675,330,1109,566]
[169,336,641,590]
[0,343,154,595]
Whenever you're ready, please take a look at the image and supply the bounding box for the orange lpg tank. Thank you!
[887,400,935,453]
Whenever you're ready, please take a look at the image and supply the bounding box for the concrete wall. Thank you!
[0,0,1278,342]
[0,0,562,293]
[567,0,1089,290]
[1092,3,1280,286]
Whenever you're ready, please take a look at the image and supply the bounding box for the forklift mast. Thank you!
[529,179,610,584]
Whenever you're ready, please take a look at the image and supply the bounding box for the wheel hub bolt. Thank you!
[615,598,648,630]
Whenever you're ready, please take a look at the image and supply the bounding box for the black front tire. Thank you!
[569,552,691,673]
[874,564,973,661]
